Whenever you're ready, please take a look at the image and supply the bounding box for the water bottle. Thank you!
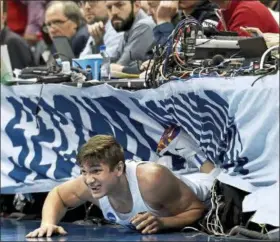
[100,45,111,81]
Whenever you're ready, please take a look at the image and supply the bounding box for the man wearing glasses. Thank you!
[78,1,123,59]
[44,1,89,58]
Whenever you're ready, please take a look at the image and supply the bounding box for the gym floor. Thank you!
[1,218,273,242]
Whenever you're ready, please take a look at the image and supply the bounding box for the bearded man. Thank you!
[79,1,123,58]
[105,0,155,74]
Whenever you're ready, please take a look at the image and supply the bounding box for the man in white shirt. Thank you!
[79,1,123,58]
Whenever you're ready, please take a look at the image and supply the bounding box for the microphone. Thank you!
[212,54,225,66]
[202,54,225,67]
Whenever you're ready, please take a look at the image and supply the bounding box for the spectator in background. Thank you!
[146,1,182,25]
[179,0,218,24]
[149,0,218,46]
[44,1,89,58]
[81,0,108,24]
[140,1,150,13]
[6,1,27,36]
[105,0,155,74]
[6,1,46,46]
[0,1,34,70]
[23,1,46,46]
[79,1,123,58]
[210,0,279,36]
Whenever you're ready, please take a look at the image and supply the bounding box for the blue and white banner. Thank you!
[1,74,279,197]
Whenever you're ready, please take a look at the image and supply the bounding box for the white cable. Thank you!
[181,226,200,232]
[260,45,279,69]
[205,180,230,236]
[159,62,168,80]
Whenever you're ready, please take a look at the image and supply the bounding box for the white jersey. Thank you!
[99,161,161,229]
[176,172,215,208]
[99,160,215,229]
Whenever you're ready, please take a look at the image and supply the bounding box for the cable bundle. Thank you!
[145,19,279,89]
[145,16,202,88]
[200,180,226,236]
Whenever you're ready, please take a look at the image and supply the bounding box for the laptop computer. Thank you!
[52,36,75,62]
[238,36,268,59]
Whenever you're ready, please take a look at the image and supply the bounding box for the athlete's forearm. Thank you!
[160,207,205,230]
[41,187,68,226]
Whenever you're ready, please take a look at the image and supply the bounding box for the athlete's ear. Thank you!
[116,161,124,175]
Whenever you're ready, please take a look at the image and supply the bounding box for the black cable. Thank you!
[229,50,242,59]
[145,43,165,88]
[145,17,203,86]
[144,58,152,84]
[195,38,212,47]
[229,226,270,240]
[251,68,277,87]
[35,84,44,129]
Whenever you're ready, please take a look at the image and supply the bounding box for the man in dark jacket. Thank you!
[0,1,34,70]
[149,0,218,46]
[45,1,89,58]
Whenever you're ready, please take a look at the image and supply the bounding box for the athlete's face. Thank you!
[81,162,122,199]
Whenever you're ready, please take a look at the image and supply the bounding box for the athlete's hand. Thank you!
[130,212,164,234]
[26,224,67,238]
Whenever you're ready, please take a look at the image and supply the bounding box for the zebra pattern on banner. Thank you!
[1,74,279,196]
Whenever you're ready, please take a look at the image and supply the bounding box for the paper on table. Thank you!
[111,71,139,79]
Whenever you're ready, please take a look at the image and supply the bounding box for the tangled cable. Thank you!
[144,18,279,89]
[145,16,202,88]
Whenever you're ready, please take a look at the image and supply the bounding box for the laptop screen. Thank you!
[52,36,75,62]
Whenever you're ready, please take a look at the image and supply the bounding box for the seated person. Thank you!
[44,1,89,58]
[104,0,156,75]
[78,1,123,59]
[6,0,27,36]
[146,1,182,28]
[210,0,279,36]
[7,0,46,46]
[148,0,218,46]
[26,134,218,237]
[0,1,34,70]
[23,1,46,46]
[140,0,150,13]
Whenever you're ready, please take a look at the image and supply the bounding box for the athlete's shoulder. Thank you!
[137,163,174,189]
